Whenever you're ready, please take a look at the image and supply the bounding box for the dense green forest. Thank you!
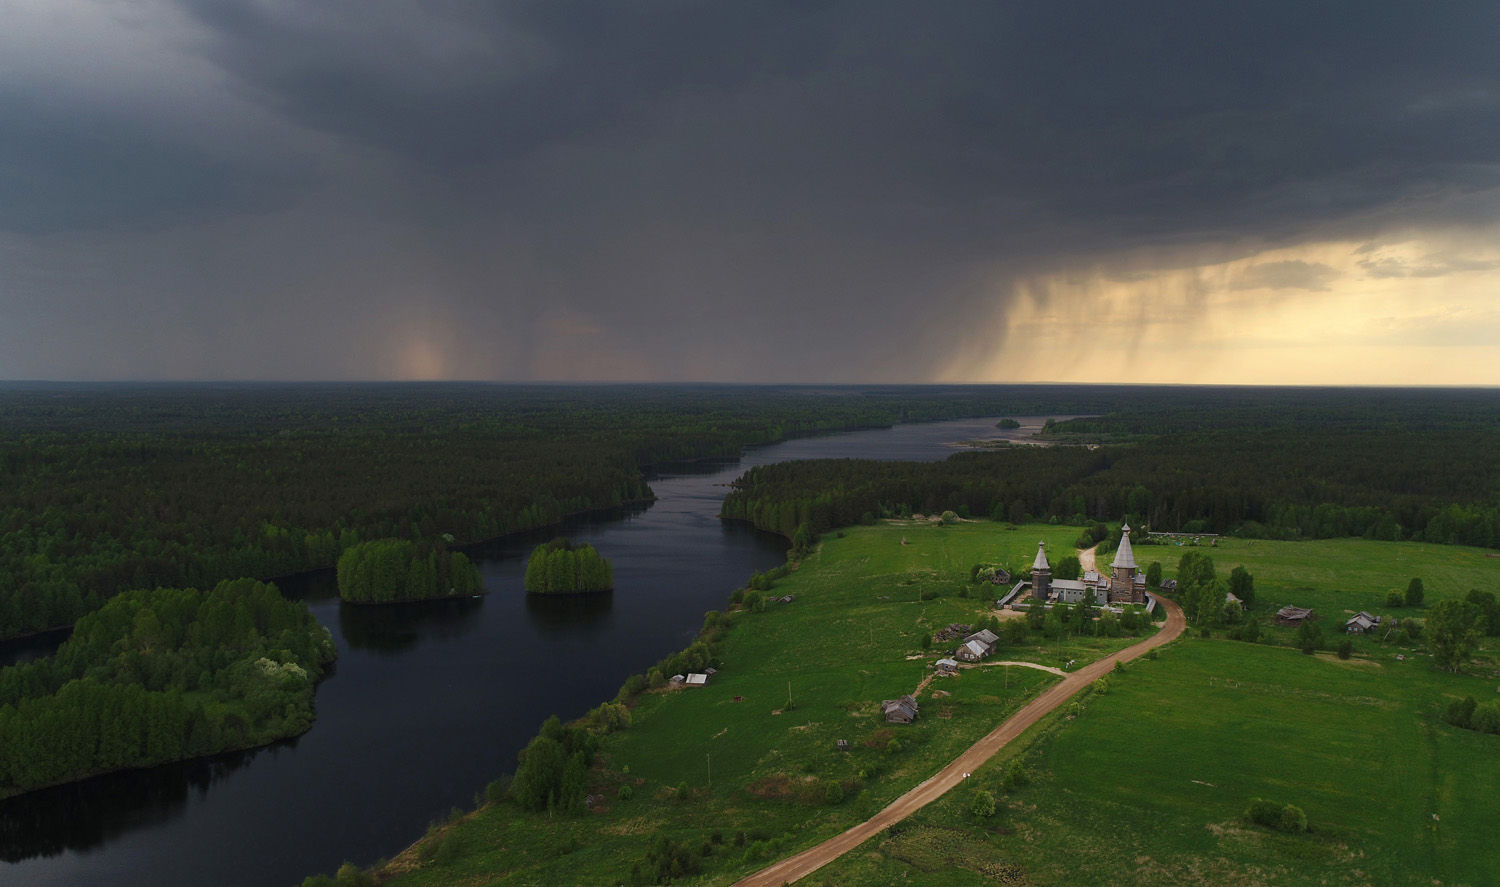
[523,539,614,594]
[0,578,334,798]
[0,382,1121,640]
[336,539,482,603]
[722,428,1500,548]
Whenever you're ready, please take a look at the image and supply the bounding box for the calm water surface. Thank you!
[0,416,1052,886]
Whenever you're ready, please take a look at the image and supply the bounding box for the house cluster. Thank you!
[1025,524,1148,608]
[1345,611,1383,633]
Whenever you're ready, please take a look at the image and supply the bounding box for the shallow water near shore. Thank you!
[0,415,1044,887]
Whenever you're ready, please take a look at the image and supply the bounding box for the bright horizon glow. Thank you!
[940,228,1500,386]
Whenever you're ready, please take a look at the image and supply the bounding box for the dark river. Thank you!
[0,416,1049,887]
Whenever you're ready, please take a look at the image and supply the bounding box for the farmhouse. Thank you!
[965,628,999,648]
[882,695,920,724]
[1345,612,1382,633]
[935,657,960,674]
[956,638,992,662]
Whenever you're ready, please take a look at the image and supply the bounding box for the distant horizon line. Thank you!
[1,379,1498,390]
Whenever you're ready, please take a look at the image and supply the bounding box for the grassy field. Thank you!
[812,538,1500,887]
[367,520,1158,887]
[1148,535,1500,662]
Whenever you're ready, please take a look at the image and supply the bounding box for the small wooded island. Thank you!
[524,538,615,594]
[0,578,334,799]
[995,418,1022,429]
[336,539,483,603]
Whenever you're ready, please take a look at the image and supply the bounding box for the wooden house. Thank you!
[935,657,960,674]
[955,638,991,662]
[882,695,920,724]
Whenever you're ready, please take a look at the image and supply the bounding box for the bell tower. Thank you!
[1111,523,1141,604]
[1030,541,1051,601]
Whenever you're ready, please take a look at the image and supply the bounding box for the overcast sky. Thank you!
[3,1,1498,383]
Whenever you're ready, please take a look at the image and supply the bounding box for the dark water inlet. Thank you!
[0,415,1043,887]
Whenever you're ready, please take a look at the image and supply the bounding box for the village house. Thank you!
[882,695,920,724]
[955,628,999,661]
[1345,611,1382,633]
[935,657,960,674]
[955,638,990,661]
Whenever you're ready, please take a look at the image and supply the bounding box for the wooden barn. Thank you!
[882,695,920,724]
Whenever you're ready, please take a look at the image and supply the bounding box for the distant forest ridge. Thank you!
[723,430,1500,549]
[2,383,1498,641]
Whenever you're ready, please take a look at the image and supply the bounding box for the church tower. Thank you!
[1111,523,1141,604]
[1030,541,1051,601]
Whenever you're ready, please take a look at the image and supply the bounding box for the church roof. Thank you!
[1032,542,1050,571]
[1111,523,1137,570]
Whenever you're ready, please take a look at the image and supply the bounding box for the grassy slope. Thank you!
[816,538,1500,887]
[377,521,1157,887]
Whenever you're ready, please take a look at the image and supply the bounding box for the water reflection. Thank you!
[0,748,265,864]
[523,591,614,630]
[337,596,486,655]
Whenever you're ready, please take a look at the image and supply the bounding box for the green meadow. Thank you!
[815,538,1500,887]
[359,525,1500,887]
[1151,535,1500,662]
[371,521,1151,887]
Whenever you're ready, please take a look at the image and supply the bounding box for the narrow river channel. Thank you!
[0,415,1052,887]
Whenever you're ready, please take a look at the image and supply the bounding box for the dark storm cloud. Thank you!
[0,92,313,235]
[2,0,1499,380]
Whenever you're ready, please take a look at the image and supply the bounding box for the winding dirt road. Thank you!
[731,594,1185,887]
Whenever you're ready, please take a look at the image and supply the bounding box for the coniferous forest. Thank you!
[721,392,1500,546]
[0,383,1094,640]
[523,539,615,594]
[0,578,333,798]
[336,539,482,603]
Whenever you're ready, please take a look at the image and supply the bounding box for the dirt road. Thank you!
[731,594,1185,887]
[1078,544,1099,574]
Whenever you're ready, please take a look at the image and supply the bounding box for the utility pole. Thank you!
[707,753,711,789]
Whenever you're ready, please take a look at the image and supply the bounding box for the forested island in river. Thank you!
[524,539,614,594]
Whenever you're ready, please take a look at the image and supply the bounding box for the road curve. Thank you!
[731,594,1186,887]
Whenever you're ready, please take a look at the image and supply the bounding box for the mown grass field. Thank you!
[370,520,1158,887]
